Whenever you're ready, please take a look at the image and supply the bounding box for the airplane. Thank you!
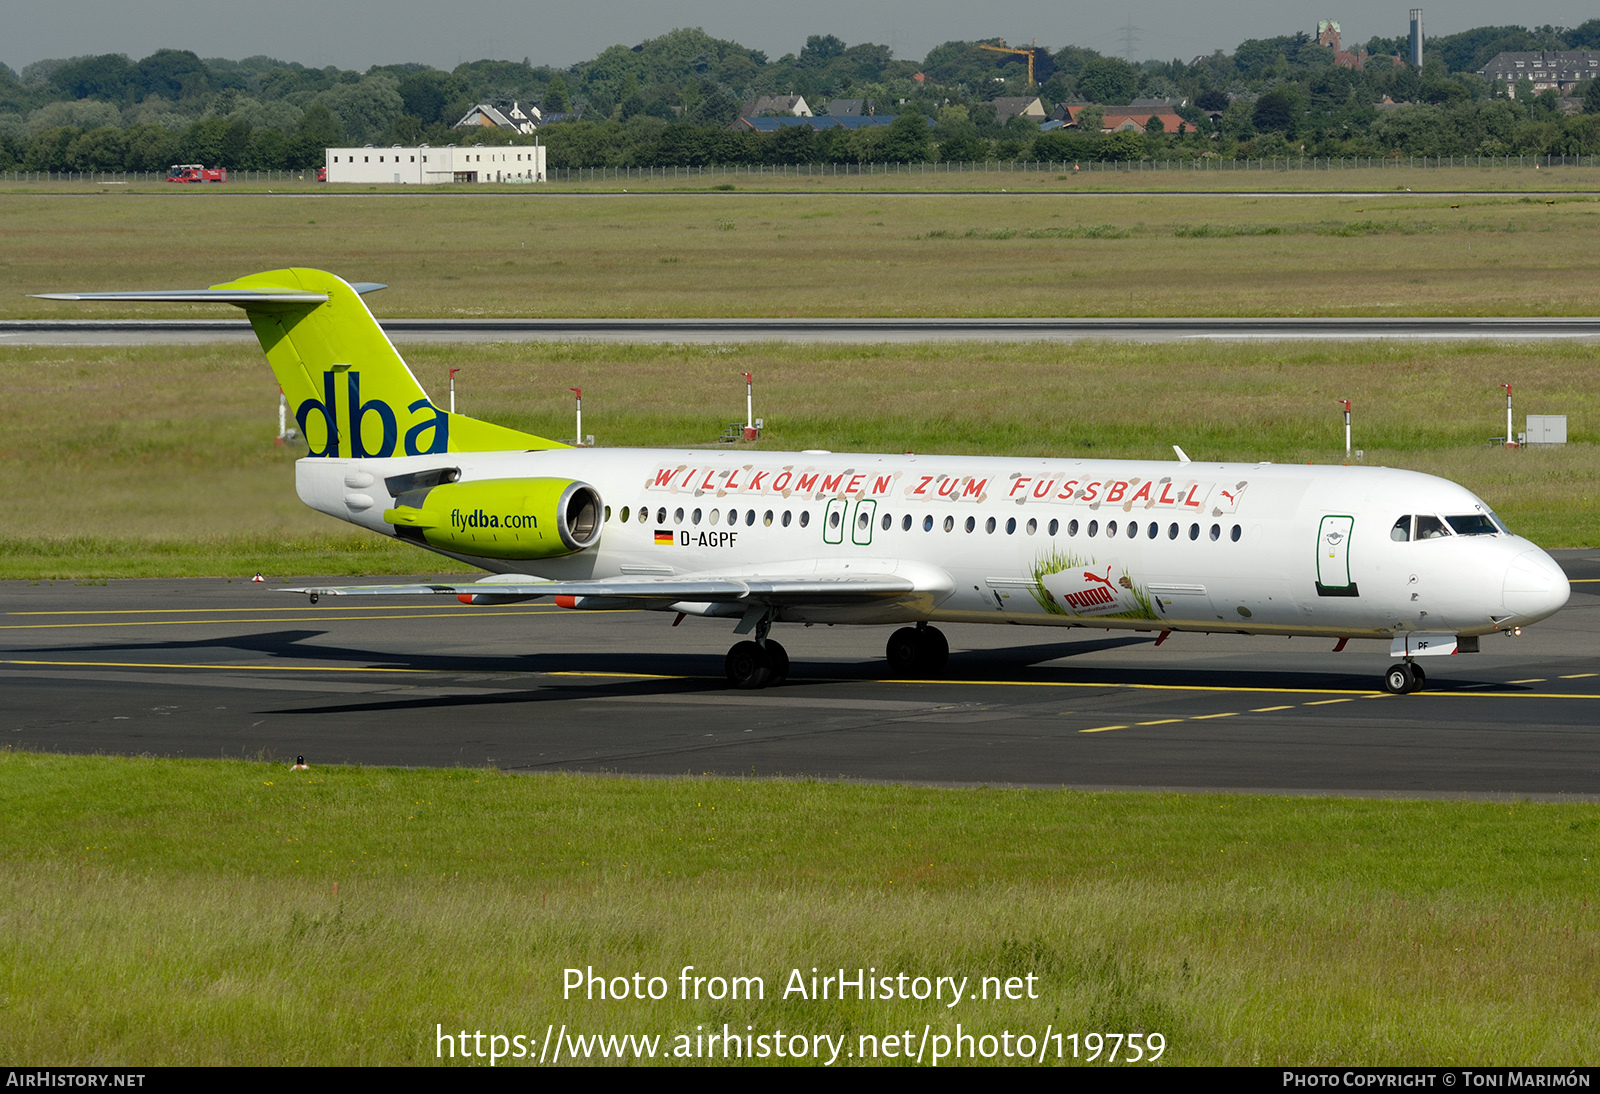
[37,268,1571,695]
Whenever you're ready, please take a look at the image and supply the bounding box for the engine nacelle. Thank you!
[384,477,603,559]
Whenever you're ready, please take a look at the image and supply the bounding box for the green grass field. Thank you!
[2,750,1596,1066]
[5,181,1599,1065]
[4,185,1599,320]
[0,338,1593,578]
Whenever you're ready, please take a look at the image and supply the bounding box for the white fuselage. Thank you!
[297,448,1570,641]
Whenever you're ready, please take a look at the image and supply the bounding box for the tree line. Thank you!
[4,23,1600,174]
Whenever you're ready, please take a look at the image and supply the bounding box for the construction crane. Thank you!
[977,40,1038,87]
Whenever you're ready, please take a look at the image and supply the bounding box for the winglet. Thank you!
[1173,445,1192,463]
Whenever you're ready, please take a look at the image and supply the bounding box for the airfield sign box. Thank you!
[1526,415,1567,445]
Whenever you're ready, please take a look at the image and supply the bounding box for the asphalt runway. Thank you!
[7,316,1600,345]
[5,550,1600,799]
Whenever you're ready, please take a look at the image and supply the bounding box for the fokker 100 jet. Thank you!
[39,269,1570,694]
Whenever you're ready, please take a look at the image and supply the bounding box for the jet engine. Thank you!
[383,475,603,559]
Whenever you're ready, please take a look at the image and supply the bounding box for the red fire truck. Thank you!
[166,164,228,183]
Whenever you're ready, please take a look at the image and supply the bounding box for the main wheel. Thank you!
[886,627,922,673]
[918,626,949,675]
[1411,663,1427,687]
[763,640,789,686]
[1384,662,1418,695]
[725,641,771,690]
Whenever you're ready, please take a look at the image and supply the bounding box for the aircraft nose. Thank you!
[1502,549,1570,622]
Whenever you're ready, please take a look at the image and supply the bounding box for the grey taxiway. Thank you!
[4,551,1599,799]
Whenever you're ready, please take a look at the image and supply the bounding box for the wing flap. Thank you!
[284,571,916,604]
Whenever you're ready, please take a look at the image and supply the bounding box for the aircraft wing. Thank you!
[284,571,919,605]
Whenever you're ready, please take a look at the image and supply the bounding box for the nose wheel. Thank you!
[886,625,949,676]
[1383,661,1426,694]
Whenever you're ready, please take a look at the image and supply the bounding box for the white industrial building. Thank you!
[323,144,546,184]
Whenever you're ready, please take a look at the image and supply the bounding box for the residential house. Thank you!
[988,96,1046,124]
[1478,51,1599,97]
[453,102,541,135]
[741,94,813,117]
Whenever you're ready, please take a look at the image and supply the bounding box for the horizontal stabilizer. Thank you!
[31,283,384,305]
[33,289,328,304]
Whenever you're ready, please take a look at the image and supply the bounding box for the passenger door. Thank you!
[1315,515,1358,597]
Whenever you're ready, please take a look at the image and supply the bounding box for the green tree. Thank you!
[1584,77,1600,115]
[290,102,343,167]
[544,74,571,114]
[24,127,77,171]
[65,126,127,171]
[50,54,138,103]
[1253,87,1300,133]
[123,124,178,172]
[880,112,931,162]
[135,49,211,101]
[1076,57,1138,104]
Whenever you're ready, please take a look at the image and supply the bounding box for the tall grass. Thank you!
[1,339,1595,577]
[2,751,1598,1065]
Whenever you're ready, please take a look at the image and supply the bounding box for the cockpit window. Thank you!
[1390,516,1412,542]
[1488,510,1511,535]
[1414,515,1450,540]
[1446,514,1498,536]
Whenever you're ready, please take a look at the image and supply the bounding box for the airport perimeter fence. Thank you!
[4,155,1600,184]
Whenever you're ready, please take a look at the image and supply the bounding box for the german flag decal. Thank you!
[654,529,674,545]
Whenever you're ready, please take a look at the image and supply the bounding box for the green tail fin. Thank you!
[208,268,562,457]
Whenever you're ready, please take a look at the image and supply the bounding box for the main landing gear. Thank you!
[724,611,788,690]
[886,624,949,677]
[1383,661,1427,695]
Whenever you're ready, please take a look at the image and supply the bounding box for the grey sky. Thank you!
[4,1,1594,76]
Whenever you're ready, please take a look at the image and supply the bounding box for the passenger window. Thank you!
[1127,521,1137,539]
[620,506,630,522]
[1088,520,1099,537]
[1106,520,1117,537]
[903,514,913,531]
[965,517,975,533]
[710,510,721,525]
[923,515,933,531]
[1026,518,1037,535]
[881,513,892,531]
[1188,523,1200,540]
[782,510,792,527]
[986,517,996,534]
[829,511,841,529]
[1168,522,1179,540]
[1048,519,1059,536]
[692,508,702,525]
[1005,517,1016,534]
[800,511,810,528]
[1415,515,1449,539]
[656,508,666,524]
[638,508,648,524]
[673,507,684,524]
[943,515,954,532]
[1391,516,1411,542]
[1231,524,1241,542]
[1068,519,1079,536]
[1209,523,1220,541]
[604,506,611,521]
[745,510,756,527]
[764,510,774,526]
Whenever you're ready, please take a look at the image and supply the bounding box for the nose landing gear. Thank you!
[886,624,950,676]
[1383,661,1427,694]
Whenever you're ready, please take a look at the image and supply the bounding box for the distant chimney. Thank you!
[1409,9,1424,67]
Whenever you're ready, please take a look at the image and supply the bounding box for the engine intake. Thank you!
[383,477,603,559]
